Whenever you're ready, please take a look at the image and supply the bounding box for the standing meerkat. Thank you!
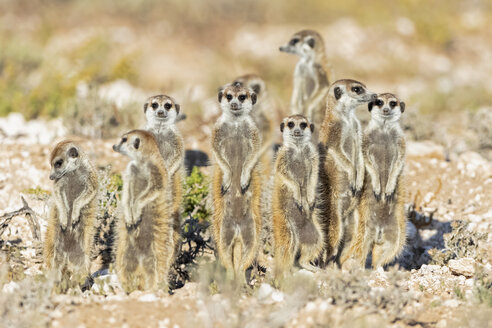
[280,29,331,141]
[113,130,173,292]
[211,82,262,283]
[143,95,184,261]
[43,140,98,280]
[317,79,377,265]
[272,115,323,279]
[345,94,407,268]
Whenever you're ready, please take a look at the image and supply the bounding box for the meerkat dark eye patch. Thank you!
[375,99,384,107]
[351,86,363,94]
[307,38,315,48]
[151,103,159,110]
[334,87,343,100]
[68,147,78,158]
[238,95,246,102]
[300,122,307,130]
[54,159,63,168]
[164,103,172,110]
[251,84,261,94]
[400,101,405,113]
[368,101,374,112]
[280,122,285,133]
[133,138,140,149]
[290,38,299,46]
[122,136,128,143]
[287,121,295,129]
[226,94,233,101]
[389,101,397,108]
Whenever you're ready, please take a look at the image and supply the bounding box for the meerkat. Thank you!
[345,94,407,268]
[43,140,98,281]
[280,29,331,141]
[143,95,184,261]
[113,130,174,292]
[211,82,262,283]
[317,79,377,265]
[272,115,323,279]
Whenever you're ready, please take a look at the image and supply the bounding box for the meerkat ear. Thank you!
[218,90,223,103]
[251,83,261,94]
[334,87,342,100]
[280,122,285,133]
[307,38,315,48]
[134,138,140,150]
[310,123,315,133]
[251,93,257,105]
[368,101,374,112]
[68,147,79,158]
[143,102,149,113]
[400,102,405,113]
[175,103,180,114]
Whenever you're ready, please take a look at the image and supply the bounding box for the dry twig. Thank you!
[0,196,41,241]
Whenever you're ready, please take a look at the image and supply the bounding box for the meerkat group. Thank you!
[43,28,407,291]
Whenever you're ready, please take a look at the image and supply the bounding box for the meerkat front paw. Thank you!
[373,191,382,202]
[71,212,80,228]
[384,182,396,202]
[240,171,251,194]
[59,213,69,231]
[221,173,232,195]
[384,190,396,203]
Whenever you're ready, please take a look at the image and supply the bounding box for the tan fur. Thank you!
[144,94,185,263]
[280,29,331,141]
[113,130,174,292]
[211,83,262,283]
[345,93,407,268]
[272,115,324,279]
[317,79,376,265]
[43,140,98,280]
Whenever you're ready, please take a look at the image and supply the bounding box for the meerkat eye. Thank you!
[151,103,159,110]
[389,101,397,108]
[122,137,128,143]
[375,99,384,107]
[238,95,246,102]
[287,122,295,129]
[226,94,233,101]
[290,38,299,45]
[351,86,363,94]
[300,122,307,130]
[54,159,63,168]
[164,103,172,110]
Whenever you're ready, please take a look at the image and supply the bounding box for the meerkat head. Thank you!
[113,130,159,161]
[329,79,377,112]
[280,114,314,145]
[49,141,83,181]
[218,82,257,117]
[368,93,405,124]
[143,95,180,128]
[279,30,326,60]
[232,74,266,102]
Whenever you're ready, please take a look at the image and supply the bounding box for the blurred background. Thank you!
[1,0,491,156]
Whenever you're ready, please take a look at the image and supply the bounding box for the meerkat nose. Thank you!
[49,174,55,180]
[112,144,117,151]
[371,93,377,100]
[383,108,390,114]
[231,103,239,110]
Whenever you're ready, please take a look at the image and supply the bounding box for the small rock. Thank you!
[448,258,475,277]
